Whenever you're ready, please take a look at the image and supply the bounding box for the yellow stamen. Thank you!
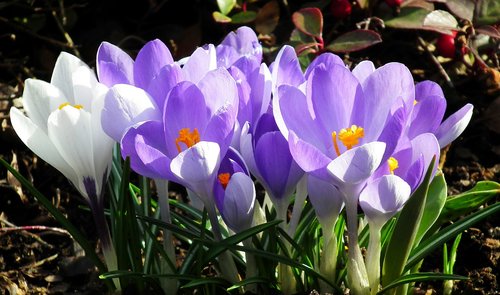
[58,103,84,110]
[332,131,341,157]
[413,100,418,105]
[175,128,200,153]
[388,157,399,174]
[58,102,70,110]
[337,125,364,150]
[218,173,231,190]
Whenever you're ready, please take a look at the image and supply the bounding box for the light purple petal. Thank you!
[249,63,272,126]
[121,121,172,180]
[352,60,375,84]
[183,45,217,83]
[360,63,415,139]
[359,175,411,226]
[170,141,221,201]
[254,131,295,200]
[409,133,440,180]
[102,84,161,142]
[133,39,174,89]
[307,175,344,224]
[96,42,134,87]
[409,95,446,138]
[435,104,473,147]
[274,85,325,150]
[308,65,361,149]
[415,80,444,101]
[163,82,209,156]
[271,45,305,89]
[377,106,406,162]
[288,131,332,180]
[220,26,262,62]
[146,63,184,109]
[327,142,386,184]
[304,52,345,79]
[221,172,256,232]
[197,67,238,115]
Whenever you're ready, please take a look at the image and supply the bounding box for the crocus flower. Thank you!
[9,52,117,281]
[214,148,255,233]
[272,46,410,183]
[240,113,304,221]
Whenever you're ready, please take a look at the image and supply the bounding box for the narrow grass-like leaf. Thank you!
[405,201,500,272]
[382,157,436,292]
[137,214,204,241]
[377,272,468,294]
[226,277,276,291]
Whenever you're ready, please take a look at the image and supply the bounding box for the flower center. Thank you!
[58,103,83,110]
[388,157,399,174]
[331,125,364,156]
[175,128,200,153]
[218,173,231,190]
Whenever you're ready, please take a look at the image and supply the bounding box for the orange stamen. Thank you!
[388,157,399,174]
[218,173,231,189]
[338,125,364,150]
[175,128,200,153]
[332,131,341,157]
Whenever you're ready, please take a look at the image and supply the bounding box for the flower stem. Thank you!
[155,179,178,293]
[366,223,382,295]
[319,228,338,294]
[345,199,370,295]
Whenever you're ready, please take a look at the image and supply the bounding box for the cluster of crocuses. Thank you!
[10,26,473,295]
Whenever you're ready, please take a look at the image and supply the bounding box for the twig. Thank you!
[0,16,74,50]
[417,36,454,89]
[45,0,80,57]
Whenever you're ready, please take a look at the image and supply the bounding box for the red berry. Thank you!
[330,0,352,19]
[436,31,458,59]
[384,0,403,7]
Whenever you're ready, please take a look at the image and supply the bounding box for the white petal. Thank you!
[48,106,95,198]
[50,52,89,102]
[170,141,221,201]
[22,79,67,133]
[10,107,78,186]
[359,175,411,226]
[101,84,161,141]
[327,142,386,184]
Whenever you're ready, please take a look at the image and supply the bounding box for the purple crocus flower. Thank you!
[119,68,238,199]
[272,46,410,182]
[240,113,304,218]
[214,148,255,233]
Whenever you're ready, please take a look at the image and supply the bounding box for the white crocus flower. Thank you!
[10,52,112,202]
[9,52,117,286]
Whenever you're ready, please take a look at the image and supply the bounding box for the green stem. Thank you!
[366,223,382,295]
[319,228,338,294]
[345,199,370,295]
[154,179,178,293]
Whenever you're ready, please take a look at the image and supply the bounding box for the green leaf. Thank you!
[414,172,447,245]
[230,11,257,24]
[213,11,232,23]
[405,201,500,272]
[326,29,382,53]
[255,0,280,35]
[382,157,436,292]
[475,0,500,25]
[438,181,500,223]
[227,277,275,291]
[292,7,323,39]
[385,7,431,30]
[377,272,468,294]
[217,0,236,15]
[181,277,228,289]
